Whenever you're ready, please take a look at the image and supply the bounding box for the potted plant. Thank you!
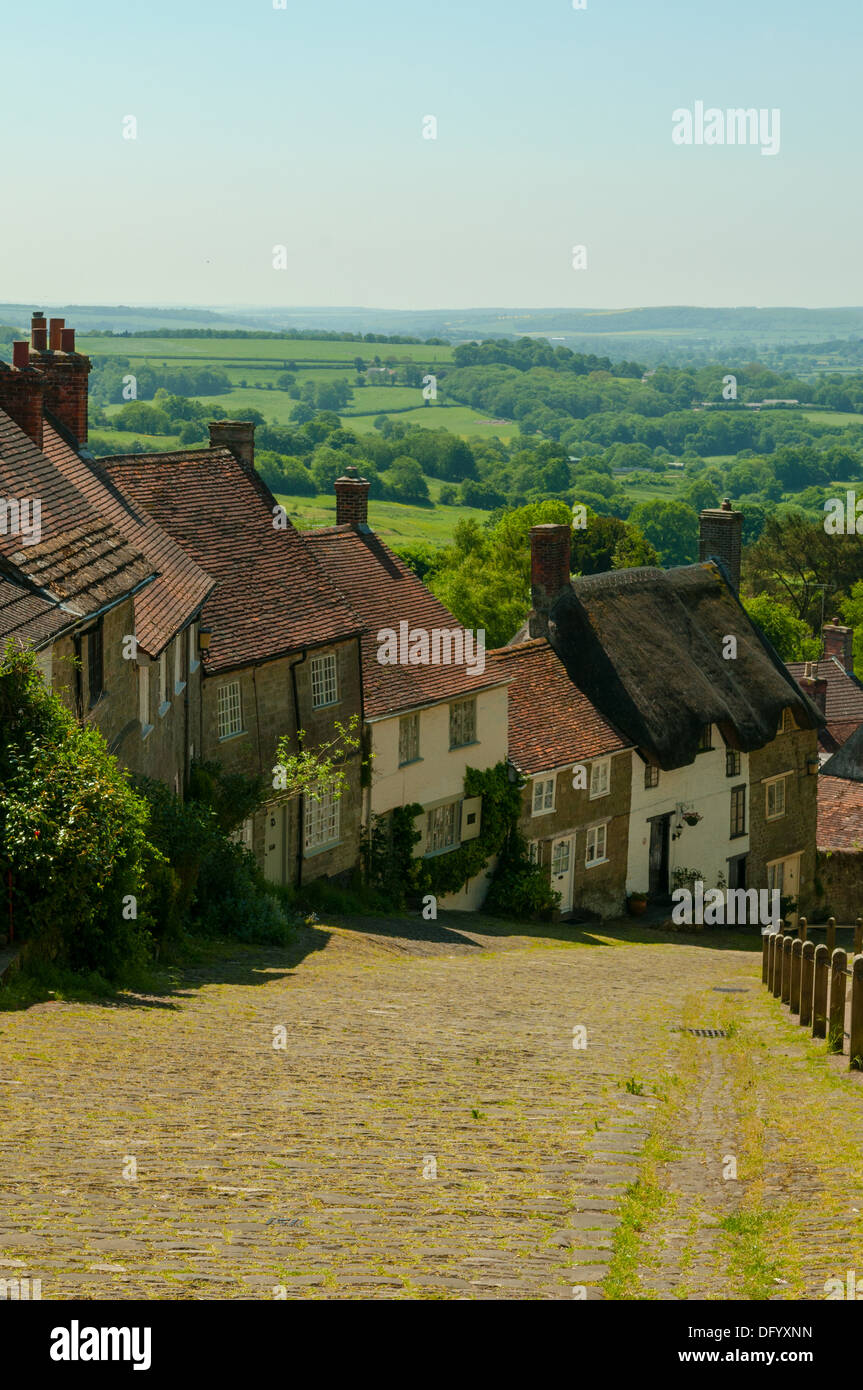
[627,890,648,917]
[682,810,702,827]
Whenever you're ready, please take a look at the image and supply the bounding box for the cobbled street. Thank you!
[2,915,863,1300]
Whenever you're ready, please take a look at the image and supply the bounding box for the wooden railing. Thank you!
[761,917,863,1069]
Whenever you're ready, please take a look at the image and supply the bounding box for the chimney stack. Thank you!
[798,660,828,716]
[208,420,256,473]
[334,466,370,527]
[699,498,743,593]
[529,523,572,637]
[0,339,44,449]
[25,311,91,445]
[823,618,854,673]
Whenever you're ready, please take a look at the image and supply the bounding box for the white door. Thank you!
[768,854,801,923]
[264,805,287,883]
[551,835,574,914]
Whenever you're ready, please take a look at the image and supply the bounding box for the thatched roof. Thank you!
[546,561,822,771]
[821,722,863,783]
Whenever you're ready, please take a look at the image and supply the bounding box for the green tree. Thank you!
[743,595,820,662]
[627,499,699,566]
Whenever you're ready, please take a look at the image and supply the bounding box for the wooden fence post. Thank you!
[813,944,829,1039]
[762,930,771,985]
[781,935,793,1004]
[772,929,784,998]
[798,916,808,942]
[855,918,863,957]
[850,956,863,1072]
[800,940,815,1028]
[828,948,847,1054]
[790,937,803,1015]
[826,917,837,955]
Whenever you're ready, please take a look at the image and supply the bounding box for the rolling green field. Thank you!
[77,335,455,365]
[276,489,488,547]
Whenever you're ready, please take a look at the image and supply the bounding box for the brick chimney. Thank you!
[0,341,44,449]
[797,660,827,716]
[26,313,91,446]
[699,498,743,593]
[334,466,370,527]
[823,618,854,672]
[529,523,572,637]
[208,420,255,473]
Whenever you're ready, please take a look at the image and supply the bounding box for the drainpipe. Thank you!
[72,631,83,722]
[290,649,308,888]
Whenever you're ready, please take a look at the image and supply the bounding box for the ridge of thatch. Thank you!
[546,561,822,771]
[821,722,863,782]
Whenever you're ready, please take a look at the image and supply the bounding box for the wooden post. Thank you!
[851,956,863,1071]
[828,948,847,1054]
[800,940,815,1028]
[855,918,863,957]
[762,930,771,985]
[772,929,783,998]
[813,944,829,1038]
[790,937,803,1015]
[781,935,793,1004]
[798,916,808,942]
[826,917,837,955]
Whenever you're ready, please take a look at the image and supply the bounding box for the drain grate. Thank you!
[671,1026,729,1038]
[712,986,749,994]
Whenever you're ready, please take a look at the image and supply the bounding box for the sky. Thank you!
[2,0,861,310]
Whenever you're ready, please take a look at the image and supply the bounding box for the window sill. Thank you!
[449,739,479,752]
[304,838,342,859]
[190,658,200,674]
[219,729,248,743]
[141,723,154,740]
[729,831,747,840]
[424,843,459,859]
[174,680,187,696]
[765,812,786,823]
[399,756,423,769]
[158,701,171,718]
[588,790,609,801]
[312,699,341,712]
[531,807,555,818]
[585,856,609,869]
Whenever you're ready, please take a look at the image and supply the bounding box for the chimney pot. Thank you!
[208,420,256,473]
[12,341,30,369]
[334,467,371,526]
[529,523,572,637]
[822,620,854,673]
[699,500,743,593]
[60,327,75,352]
[49,318,65,350]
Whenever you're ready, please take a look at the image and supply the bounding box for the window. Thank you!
[767,860,785,893]
[528,840,541,866]
[585,823,607,866]
[189,621,200,673]
[304,781,340,851]
[174,635,185,693]
[765,776,787,820]
[426,799,460,854]
[589,758,610,799]
[726,749,741,778]
[399,712,420,766]
[644,764,659,790]
[698,724,713,752]
[779,708,795,734]
[449,697,477,749]
[218,680,243,739]
[730,784,746,838]
[158,650,169,714]
[532,776,555,815]
[310,653,338,709]
[87,623,104,707]
[138,664,151,734]
[231,817,254,849]
[551,838,571,877]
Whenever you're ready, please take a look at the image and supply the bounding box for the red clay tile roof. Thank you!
[787,657,863,747]
[42,420,214,658]
[490,637,631,774]
[0,569,71,648]
[0,407,155,642]
[101,450,362,673]
[302,524,507,718]
[817,775,863,851]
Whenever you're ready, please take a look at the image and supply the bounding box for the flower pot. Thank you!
[628,897,648,917]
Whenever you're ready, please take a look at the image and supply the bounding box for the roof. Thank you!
[302,524,507,718]
[0,569,71,648]
[821,721,863,782]
[490,638,631,774]
[0,406,155,645]
[101,450,362,674]
[786,656,863,749]
[42,420,214,657]
[817,775,863,852]
[540,562,822,771]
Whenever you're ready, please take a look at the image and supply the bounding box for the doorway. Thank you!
[264,804,288,884]
[550,835,574,914]
[648,814,671,896]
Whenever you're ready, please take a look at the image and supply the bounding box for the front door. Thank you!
[264,804,287,883]
[551,835,574,914]
[768,854,801,914]
[648,815,670,896]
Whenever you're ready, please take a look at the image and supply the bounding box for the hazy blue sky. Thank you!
[3,0,860,308]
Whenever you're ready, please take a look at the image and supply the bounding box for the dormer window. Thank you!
[697,724,713,753]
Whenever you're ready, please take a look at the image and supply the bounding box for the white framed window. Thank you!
[158,650,170,714]
[765,775,787,821]
[779,708,795,734]
[399,712,420,766]
[551,838,571,877]
[304,781,340,851]
[311,652,338,709]
[532,775,555,815]
[589,758,610,799]
[189,621,200,674]
[426,799,461,854]
[218,680,243,739]
[585,823,607,866]
[528,840,541,866]
[767,860,784,893]
[449,697,477,749]
[644,764,660,790]
[174,635,185,694]
[138,664,151,734]
[231,817,254,849]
